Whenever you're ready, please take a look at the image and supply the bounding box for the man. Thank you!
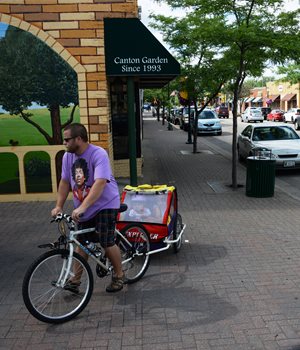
[51,123,125,293]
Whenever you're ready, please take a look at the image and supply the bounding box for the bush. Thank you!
[25,158,51,177]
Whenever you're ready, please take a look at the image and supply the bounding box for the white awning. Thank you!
[245,97,255,103]
[252,97,262,103]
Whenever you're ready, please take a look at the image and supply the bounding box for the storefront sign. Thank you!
[104,18,180,79]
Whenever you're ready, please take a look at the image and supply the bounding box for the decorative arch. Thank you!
[0,13,89,131]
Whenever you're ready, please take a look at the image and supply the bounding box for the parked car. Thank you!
[169,107,182,125]
[241,107,263,123]
[257,107,271,120]
[215,105,229,118]
[193,109,222,135]
[237,123,300,169]
[266,109,285,122]
[180,106,195,131]
[284,108,300,123]
[143,103,151,111]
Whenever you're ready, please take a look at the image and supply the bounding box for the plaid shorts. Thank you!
[77,209,118,248]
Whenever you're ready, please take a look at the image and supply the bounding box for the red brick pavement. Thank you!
[1,118,300,349]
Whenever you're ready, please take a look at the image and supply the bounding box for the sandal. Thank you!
[52,279,80,294]
[106,275,126,293]
[64,280,80,294]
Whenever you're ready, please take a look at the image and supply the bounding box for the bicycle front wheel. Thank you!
[22,249,93,324]
[117,224,151,284]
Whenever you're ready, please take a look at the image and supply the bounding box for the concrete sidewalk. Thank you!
[1,117,300,349]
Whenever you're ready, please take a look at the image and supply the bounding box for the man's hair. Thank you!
[64,123,88,142]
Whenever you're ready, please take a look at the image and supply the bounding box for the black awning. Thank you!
[104,18,180,88]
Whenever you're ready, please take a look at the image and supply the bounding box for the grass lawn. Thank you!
[0,108,80,193]
[0,106,80,146]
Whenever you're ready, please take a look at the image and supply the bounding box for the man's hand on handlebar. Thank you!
[51,206,63,218]
[71,207,86,222]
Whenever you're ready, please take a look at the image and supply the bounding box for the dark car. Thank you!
[258,107,271,120]
[216,106,229,118]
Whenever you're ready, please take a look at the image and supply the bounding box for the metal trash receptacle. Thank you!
[246,149,276,198]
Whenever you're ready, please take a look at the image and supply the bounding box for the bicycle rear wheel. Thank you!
[117,224,151,284]
[22,249,93,324]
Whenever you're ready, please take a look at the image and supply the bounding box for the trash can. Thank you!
[246,149,276,197]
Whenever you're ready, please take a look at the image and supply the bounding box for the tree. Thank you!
[150,13,233,153]
[144,84,175,123]
[0,26,78,145]
[151,0,300,188]
[277,63,300,84]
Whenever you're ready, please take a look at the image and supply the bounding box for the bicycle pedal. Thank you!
[38,243,55,249]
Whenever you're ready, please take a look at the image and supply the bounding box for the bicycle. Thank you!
[22,204,151,324]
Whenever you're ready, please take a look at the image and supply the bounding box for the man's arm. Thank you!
[72,178,107,221]
[51,179,70,217]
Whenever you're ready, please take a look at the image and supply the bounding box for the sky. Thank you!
[139,0,299,28]
[0,22,7,38]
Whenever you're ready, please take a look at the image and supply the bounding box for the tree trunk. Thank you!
[232,90,238,189]
[50,105,62,145]
[156,106,160,122]
[232,50,246,189]
[192,103,198,153]
[162,105,165,125]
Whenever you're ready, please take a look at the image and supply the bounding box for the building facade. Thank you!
[243,81,300,112]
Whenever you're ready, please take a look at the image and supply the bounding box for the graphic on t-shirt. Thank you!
[71,158,91,202]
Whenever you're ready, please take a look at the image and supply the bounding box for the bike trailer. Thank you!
[116,184,185,252]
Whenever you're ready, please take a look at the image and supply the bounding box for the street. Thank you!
[169,115,300,201]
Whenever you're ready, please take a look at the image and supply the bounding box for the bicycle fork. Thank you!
[54,244,76,287]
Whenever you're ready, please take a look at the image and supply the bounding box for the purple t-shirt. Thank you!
[61,144,120,221]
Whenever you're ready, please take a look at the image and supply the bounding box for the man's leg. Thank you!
[70,246,88,284]
[105,244,123,278]
[105,243,126,292]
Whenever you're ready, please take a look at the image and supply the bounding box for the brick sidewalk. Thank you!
[1,118,300,349]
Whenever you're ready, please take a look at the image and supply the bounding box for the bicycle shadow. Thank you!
[128,286,237,325]
[88,276,238,329]
[150,243,228,267]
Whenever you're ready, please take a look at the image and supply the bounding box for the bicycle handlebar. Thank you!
[51,213,74,225]
[51,204,127,224]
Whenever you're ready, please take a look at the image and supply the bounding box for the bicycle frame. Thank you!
[54,219,145,287]
[146,222,186,255]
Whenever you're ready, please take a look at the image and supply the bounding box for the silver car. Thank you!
[237,123,300,169]
[195,109,222,135]
[241,107,264,123]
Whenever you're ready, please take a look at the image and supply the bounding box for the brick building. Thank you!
[0,1,179,201]
[242,81,300,112]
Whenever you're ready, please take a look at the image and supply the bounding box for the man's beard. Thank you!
[67,144,79,153]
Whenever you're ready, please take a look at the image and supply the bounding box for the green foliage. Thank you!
[0,26,78,114]
[152,0,300,93]
[24,152,50,177]
[278,64,300,84]
[0,26,79,144]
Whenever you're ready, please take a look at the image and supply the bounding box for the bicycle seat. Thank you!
[119,203,128,213]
